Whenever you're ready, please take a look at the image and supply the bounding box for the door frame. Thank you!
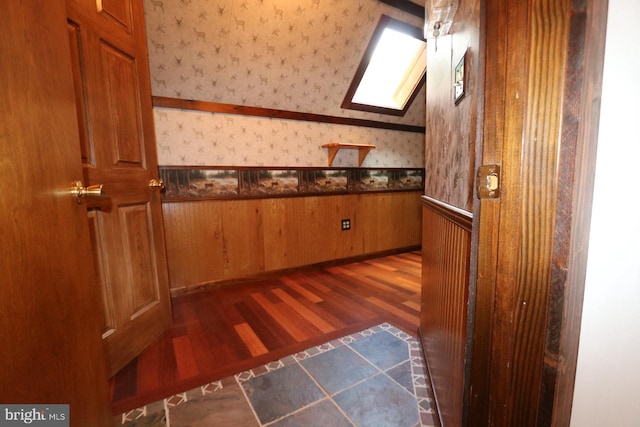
[466,0,609,425]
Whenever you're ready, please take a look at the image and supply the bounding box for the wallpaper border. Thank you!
[160,166,425,202]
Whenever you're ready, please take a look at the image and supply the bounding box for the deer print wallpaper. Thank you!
[143,0,426,168]
[153,108,424,167]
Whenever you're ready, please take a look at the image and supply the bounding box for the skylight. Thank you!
[342,16,426,116]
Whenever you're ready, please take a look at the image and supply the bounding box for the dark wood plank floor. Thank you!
[110,251,422,415]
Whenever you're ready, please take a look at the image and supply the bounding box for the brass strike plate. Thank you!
[476,165,501,199]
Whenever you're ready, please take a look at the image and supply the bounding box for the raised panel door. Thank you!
[67,0,171,376]
[1,0,111,423]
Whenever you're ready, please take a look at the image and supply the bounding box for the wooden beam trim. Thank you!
[378,0,426,19]
[152,96,426,134]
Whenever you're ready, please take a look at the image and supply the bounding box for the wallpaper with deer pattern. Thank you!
[143,0,426,168]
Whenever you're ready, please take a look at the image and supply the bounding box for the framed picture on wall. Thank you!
[454,50,466,105]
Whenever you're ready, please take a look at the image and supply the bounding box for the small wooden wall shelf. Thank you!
[322,142,376,166]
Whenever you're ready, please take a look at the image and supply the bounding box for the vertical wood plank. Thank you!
[488,0,570,424]
[220,199,265,276]
[162,192,422,293]
[420,198,472,427]
[162,201,224,290]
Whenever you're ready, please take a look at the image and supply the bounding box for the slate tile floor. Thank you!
[114,324,436,427]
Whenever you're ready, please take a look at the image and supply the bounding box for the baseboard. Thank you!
[169,245,422,297]
[418,327,443,427]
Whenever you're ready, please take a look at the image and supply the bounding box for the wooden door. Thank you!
[66,0,172,376]
[0,1,111,424]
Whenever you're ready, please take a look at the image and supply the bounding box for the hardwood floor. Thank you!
[110,251,422,415]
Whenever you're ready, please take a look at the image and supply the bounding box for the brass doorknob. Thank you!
[148,178,164,189]
[70,180,104,203]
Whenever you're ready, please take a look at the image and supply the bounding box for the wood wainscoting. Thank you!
[420,196,473,427]
[162,191,422,293]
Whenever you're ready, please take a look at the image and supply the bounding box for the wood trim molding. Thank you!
[468,0,608,425]
[421,195,473,231]
[378,0,426,18]
[152,96,426,134]
[543,1,609,425]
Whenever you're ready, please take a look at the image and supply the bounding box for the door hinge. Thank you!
[476,165,501,199]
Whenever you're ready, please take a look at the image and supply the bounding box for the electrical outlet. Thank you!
[341,219,351,230]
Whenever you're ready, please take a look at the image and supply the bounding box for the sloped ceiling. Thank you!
[143,0,426,168]
[144,0,425,125]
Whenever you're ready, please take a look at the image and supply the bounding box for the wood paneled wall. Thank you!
[162,192,422,293]
[421,0,480,423]
[420,196,473,427]
[424,0,481,211]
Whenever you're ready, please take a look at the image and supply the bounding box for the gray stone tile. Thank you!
[270,399,353,427]
[386,360,414,394]
[115,326,433,426]
[350,331,409,370]
[241,363,325,424]
[300,346,379,395]
[334,374,419,427]
[118,410,167,427]
[167,381,258,426]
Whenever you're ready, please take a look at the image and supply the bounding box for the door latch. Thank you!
[476,165,501,199]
